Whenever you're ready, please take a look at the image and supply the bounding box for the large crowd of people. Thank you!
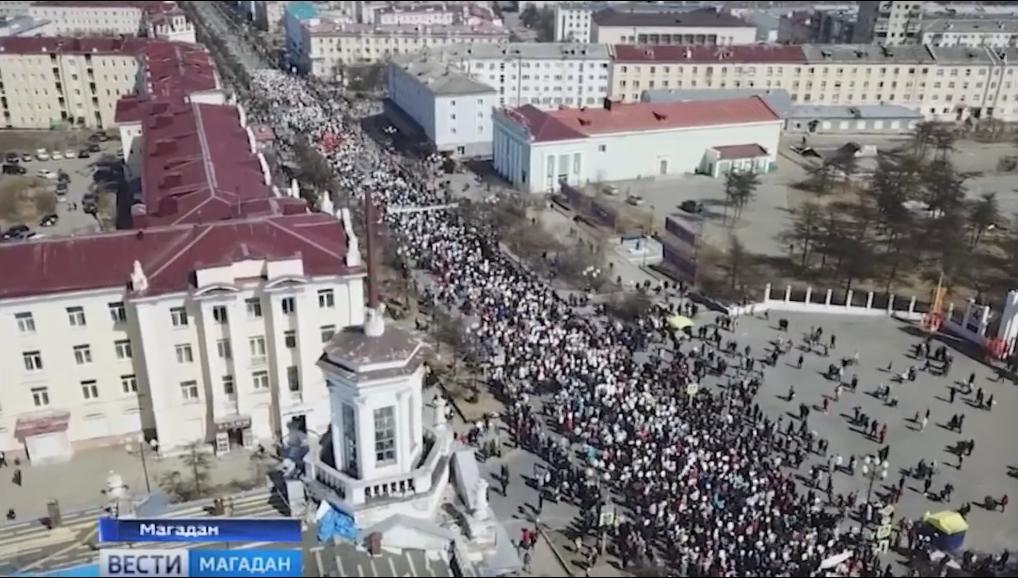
[246,70,1007,577]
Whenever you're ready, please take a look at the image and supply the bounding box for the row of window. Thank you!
[26,374,137,408]
[12,291,337,334]
[21,324,338,373]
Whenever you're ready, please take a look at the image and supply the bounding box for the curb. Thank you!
[537,525,575,577]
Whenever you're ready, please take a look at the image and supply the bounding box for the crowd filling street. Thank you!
[247,71,1015,577]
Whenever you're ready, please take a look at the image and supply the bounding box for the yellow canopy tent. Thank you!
[667,315,695,331]
[923,510,969,535]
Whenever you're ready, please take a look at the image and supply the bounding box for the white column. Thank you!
[356,398,375,481]
[226,298,255,418]
[411,382,422,455]
[396,391,411,473]
[196,302,224,420]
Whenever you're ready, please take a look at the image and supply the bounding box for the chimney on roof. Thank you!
[603,97,613,111]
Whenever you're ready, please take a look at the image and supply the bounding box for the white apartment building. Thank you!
[0,214,365,463]
[292,18,509,79]
[253,0,286,33]
[591,6,756,46]
[553,3,594,43]
[610,44,1018,123]
[0,36,216,130]
[0,37,141,129]
[386,57,498,157]
[386,43,611,156]
[28,2,144,36]
[854,1,923,45]
[921,20,1018,49]
[146,6,196,44]
[453,43,612,109]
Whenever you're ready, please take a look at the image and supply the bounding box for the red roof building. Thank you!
[133,101,287,228]
[506,97,780,143]
[0,213,355,300]
[493,97,782,192]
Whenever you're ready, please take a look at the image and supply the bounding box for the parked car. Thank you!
[50,151,63,160]
[5,152,19,163]
[626,195,645,206]
[2,224,30,240]
[603,185,619,196]
[21,153,33,162]
[679,200,703,214]
[35,150,50,161]
[78,149,91,159]
[39,213,59,227]
[56,180,69,192]
[37,169,58,180]
[3,163,27,175]
[87,143,101,153]
[64,149,75,159]
[58,170,70,182]
[96,132,110,142]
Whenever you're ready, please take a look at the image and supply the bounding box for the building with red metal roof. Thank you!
[0,210,366,461]
[592,7,757,46]
[492,96,781,192]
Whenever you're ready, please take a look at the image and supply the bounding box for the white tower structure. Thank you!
[304,190,453,527]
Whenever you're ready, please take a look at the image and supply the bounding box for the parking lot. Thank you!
[1,132,122,241]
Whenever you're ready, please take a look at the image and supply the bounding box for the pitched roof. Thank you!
[136,101,275,228]
[0,213,355,301]
[504,97,779,143]
[614,43,807,63]
[141,41,217,99]
[0,36,149,55]
[594,7,751,28]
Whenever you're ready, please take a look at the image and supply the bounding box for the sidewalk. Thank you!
[0,444,270,524]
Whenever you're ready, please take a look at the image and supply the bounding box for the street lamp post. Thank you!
[860,456,888,531]
[128,437,158,495]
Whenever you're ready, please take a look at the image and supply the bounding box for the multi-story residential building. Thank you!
[386,56,497,157]
[386,43,610,156]
[0,92,366,462]
[610,43,1018,123]
[854,0,923,45]
[553,2,595,43]
[365,2,501,28]
[921,20,1018,49]
[0,37,141,129]
[253,0,286,33]
[591,7,757,46]
[291,18,509,79]
[0,36,216,130]
[454,43,611,109]
[145,3,196,43]
[0,211,365,462]
[23,1,193,41]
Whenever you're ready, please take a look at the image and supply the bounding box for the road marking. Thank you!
[314,548,325,576]
[387,557,397,577]
[405,551,418,576]
[335,553,346,577]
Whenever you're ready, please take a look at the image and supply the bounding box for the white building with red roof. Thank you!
[0,212,366,463]
[492,95,782,193]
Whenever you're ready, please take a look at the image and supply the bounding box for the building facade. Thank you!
[0,213,365,462]
[610,43,1018,123]
[0,37,141,129]
[292,18,509,79]
[492,96,781,193]
[591,7,756,46]
[553,2,594,43]
[921,20,1018,49]
[0,36,217,130]
[854,0,923,45]
[385,58,498,157]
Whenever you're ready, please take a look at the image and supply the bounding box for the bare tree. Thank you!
[968,192,1000,249]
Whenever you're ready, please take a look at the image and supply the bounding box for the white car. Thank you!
[37,169,58,180]
[64,149,75,159]
[35,151,50,161]
[50,151,63,160]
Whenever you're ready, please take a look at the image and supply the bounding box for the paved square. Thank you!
[714,309,1018,554]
